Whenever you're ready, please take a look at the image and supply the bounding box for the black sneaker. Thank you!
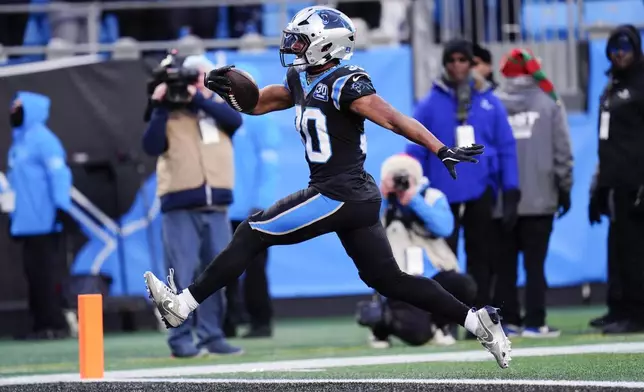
[242,325,272,339]
[589,313,621,328]
[602,320,644,335]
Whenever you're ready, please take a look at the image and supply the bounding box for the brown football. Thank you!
[224,68,259,113]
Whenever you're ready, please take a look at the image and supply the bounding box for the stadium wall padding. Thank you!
[0,44,619,300]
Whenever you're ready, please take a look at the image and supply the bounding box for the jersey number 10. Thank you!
[295,106,332,163]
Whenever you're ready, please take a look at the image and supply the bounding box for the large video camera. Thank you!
[147,49,200,107]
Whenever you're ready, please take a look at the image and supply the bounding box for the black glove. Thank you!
[557,189,572,219]
[589,186,609,225]
[437,144,485,180]
[205,65,235,97]
[502,189,521,232]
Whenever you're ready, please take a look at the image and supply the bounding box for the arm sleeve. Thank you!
[142,107,169,157]
[334,71,376,111]
[250,115,281,210]
[193,92,243,137]
[407,188,454,238]
[39,134,72,211]
[492,96,520,191]
[552,103,574,192]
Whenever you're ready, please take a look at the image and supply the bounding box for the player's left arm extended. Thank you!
[350,94,445,154]
[350,94,484,179]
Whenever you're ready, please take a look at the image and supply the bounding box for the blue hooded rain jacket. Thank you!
[8,91,72,236]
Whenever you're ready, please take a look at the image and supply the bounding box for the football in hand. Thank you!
[224,68,259,113]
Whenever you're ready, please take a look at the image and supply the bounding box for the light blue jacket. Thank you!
[229,65,281,221]
[8,91,72,236]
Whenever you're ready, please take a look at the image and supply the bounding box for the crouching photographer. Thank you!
[142,52,243,357]
[356,154,477,348]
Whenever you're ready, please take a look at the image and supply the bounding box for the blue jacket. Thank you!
[406,78,519,203]
[381,184,454,238]
[8,91,72,236]
[229,113,281,221]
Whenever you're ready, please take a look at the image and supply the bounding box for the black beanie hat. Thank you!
[442,39,474,66]
[473,43,492,65]
[606,24,642,61]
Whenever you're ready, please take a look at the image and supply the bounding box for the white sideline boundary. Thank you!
[2,342,644,386]
[73,379,644,389]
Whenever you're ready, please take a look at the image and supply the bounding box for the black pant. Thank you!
[447,189,494,308]
[492,215,554,327]
[373,270,477,346]
[19,233,68,332]
[224,220,272,330]
[607,188,644,322]
[189,187,471,325]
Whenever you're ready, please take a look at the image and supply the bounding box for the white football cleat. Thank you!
[144,269,188,328]
[474,306,512,369]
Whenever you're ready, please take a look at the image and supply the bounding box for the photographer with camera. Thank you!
[142,53,243,358]
[356,154,477,348]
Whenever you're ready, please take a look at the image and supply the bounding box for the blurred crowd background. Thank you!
[0,0,642,352]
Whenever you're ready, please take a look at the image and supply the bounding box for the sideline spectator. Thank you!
[589,25,644,334]
[494,48,573,338]
[406,39,519,316]
[473,43,497,89]
[8,91,72,340]
[142,54,243,357]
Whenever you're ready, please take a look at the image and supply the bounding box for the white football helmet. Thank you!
[280,6,356,71]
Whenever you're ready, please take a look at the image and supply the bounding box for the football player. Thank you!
[144,6,511,368]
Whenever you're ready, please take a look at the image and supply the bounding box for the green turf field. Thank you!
[1,306,644,383]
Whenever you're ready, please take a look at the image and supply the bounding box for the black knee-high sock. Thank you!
[373,272,472,326]
[188,221,267,304]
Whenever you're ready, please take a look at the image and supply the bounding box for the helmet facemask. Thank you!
[280,31,311,72]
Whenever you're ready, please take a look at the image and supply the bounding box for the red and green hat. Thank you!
[500,48,560,103]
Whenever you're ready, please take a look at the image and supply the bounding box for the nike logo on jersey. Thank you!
[352,75,362,82]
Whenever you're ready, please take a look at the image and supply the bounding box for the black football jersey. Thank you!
[284,64,381,202]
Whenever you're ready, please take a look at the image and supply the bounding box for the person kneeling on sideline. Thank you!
[356,154,477,348]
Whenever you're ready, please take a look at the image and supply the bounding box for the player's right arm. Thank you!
[251,85,294,115]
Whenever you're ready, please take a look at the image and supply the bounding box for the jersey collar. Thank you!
[300,65,340,97]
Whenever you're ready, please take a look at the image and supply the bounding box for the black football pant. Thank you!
[447,188,494,308]
[189,187,471,325]
[606,188,644,322]
[492,215,554,328]
[19,233,68,332]
[224,220,273,331]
